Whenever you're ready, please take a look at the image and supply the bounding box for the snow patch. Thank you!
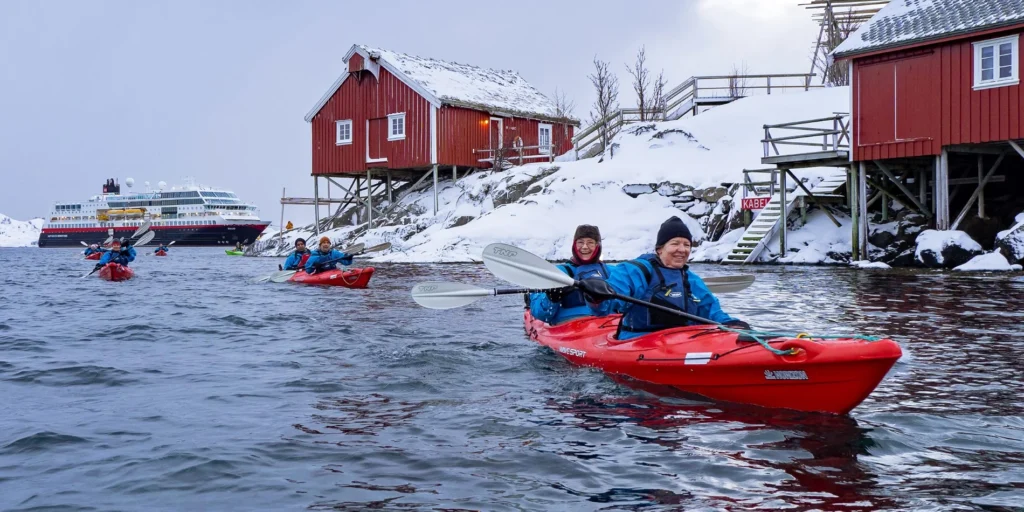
[0,214,43,247]
[954,251,1023,272]
[691,228,744,263]
[914,230,982,265]
[851,260,891,269]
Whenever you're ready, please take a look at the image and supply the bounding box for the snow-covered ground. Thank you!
[0,214,43,247]
[277,87,851,263]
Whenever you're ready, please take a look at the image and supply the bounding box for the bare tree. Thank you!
[650,70,667,120]
[588,56,619,153]
[552,87,576,119]
[728,61,751,97]
[626,46,653,121]
[813,8,860,86]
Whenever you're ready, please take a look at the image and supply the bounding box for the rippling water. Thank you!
[0,247,1021,511]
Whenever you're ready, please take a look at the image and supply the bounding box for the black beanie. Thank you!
[295,237,306,246]
[656,216,692,247]
[573,224,601,243]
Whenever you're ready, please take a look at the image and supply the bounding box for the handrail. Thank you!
[574,72,820,159]
[761,113,850,158]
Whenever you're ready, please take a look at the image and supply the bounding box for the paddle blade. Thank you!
[168,241,176,246]
[80,241,88,247]
[340,243,365,255]
[134,231,156,247]
[482,243,574,289]
[132,221,152,239]
[411,281,491,310]
[703,274,755,294]
[103,236,113,245]
[361,242,391,254]
[269,270,298,283]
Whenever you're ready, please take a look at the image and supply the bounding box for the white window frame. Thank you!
[973,34,1019,90]
[335,119,353,145]
[538,123,552,155]
[387,113,406,141]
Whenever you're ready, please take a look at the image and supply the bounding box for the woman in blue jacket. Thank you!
[580,217,748,340]
[97,239,136,266]
[304,236,354,274]
[281,238,311,271]
[529,225,616,324]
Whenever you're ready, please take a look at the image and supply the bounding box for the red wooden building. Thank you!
[833,0,1024,255]
[302,44,578,227]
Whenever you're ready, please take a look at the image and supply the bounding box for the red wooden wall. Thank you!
[852,28,1024,161]
[310,67,432,175]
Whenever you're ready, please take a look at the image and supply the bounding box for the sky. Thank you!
[0,0,820,225]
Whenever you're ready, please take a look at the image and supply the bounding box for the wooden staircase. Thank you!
[723,172,847,264]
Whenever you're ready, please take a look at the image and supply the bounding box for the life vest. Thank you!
[298,252,311,268]
[618,255,701,336]
[559,261,610,309]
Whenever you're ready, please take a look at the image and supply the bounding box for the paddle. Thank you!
[481,243,721,326]
[81,225,154,278]
[264,242,391,283]
[412,281,544,310]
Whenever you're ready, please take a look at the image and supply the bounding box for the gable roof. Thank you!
[833,0,1024,59]
[305,44,579,125]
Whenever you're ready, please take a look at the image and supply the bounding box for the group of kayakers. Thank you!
[529,216,750,339]
[85,242,170,258]
[280,236,354,274]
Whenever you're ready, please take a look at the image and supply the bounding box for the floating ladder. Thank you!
[723,172,847,264]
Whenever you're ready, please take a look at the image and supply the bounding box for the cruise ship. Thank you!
[38,178,270,247]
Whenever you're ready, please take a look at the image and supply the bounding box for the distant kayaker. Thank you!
[304,236,353,274]
[96,238,136,268]
[234,241,244,252]
[154,244,169,253]
[579,216,749,339]
[83,243,101,256]
[281,238,311,271]
[529,225,616,324]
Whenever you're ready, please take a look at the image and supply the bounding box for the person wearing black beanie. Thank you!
[575,215,750,339]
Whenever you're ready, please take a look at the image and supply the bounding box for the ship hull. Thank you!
[37,223,270,247]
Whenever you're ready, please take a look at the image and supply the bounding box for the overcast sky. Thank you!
[1,0,819,224]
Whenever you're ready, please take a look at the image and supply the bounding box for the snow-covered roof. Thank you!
[306,44,578,125]
[834,0,1024,58]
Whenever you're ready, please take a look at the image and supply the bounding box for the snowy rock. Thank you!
[851,260,891,269]
[995,212,1024,265]
[691,228,744,263]
[696,186,729,203]
[954,251,1023,272]
[622,184,656,197]
[0,214,43,247]
[914,230,984,268]
[656,182,694,197]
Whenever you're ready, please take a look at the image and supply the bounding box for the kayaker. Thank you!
[83,243,101,256]
[234,241,244,252]
[304,236,353,274]
[578,216,749,339]
[529,225,616,324]
[96,238,137,268]
[281,238,311,271]
[154,244,169,254]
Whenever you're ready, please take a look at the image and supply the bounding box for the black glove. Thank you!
[724,320,751,330]
[578,278,616,303]
[278,264,283,271]
[93,263,103,270]
[545,287,571,303]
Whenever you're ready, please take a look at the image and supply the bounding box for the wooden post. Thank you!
[367,169,373,229]
[935,150,950,230]
[313,176,320,236]
[850,164,859,260]
[977,155,985,218]
[386,170,393,204]
[432,164,439,215]
[881,192,889,221]
[780,168,787,257]
[858,161,868,260]
[279,187,285,248]
[918,168,927,209]
[767,76,771,95]
[452,165,457,182]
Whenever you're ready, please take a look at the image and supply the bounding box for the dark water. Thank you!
[0,247,1022,511]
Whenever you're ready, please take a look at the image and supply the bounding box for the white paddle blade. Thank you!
[411,282,491,310]
[80,241,89,247]
[103,236,113,245]
[482,243,574,289]
[132,221,152,238]
[168,241,176,246]
[269,270,298,283]
[134,231,156,247]
[340,243,365,254]
[362,242,391,254]
[703,274,755,294]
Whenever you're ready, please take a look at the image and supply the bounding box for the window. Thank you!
[538,123,552,154]
[974,35,1019,90]
[335,119,353,145]
[388,113,405,141]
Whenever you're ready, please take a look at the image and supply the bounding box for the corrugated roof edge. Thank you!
[833,18,1024,59]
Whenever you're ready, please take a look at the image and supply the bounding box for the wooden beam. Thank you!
[786,169,841,227]
[857,162,868,261]
[952,151,1007,230]
[945,144,1006,155]
[865,177,925,216]
[874,160,932,218]
[948,175,1005,185]
[1009,140,1024,160]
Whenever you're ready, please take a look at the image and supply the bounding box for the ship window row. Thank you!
[108,199,205,208]
[56,204,82,210]
[198,191,237,198]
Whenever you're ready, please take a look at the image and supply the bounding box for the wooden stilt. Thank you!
[367,169,373,229]
[386,171,393,204]
[313,176,320,236]
[432,164,439,215]
[935,150,950,230]
[850,164,859,260]
[857,161,868,260]
[977,155,985,218]
[780,168,787,257]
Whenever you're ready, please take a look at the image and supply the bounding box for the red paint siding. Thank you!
[852,28,1024,161]
[348,53,364,73]
[437,106,575,169]
[311,67,431,175]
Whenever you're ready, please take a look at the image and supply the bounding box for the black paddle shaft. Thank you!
[574,280,720,326]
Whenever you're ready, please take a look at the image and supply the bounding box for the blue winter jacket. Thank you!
[154,245,169,253]
[304,249,353,273]
[604,254,738,340]
[83,247,100,256]
[529,262,615,324]
[283,249,311,271]
[99,246,136,266]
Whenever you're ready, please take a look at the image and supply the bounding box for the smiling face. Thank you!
[656,237,691,269]
[319,241,331,252]
[575,237,598,260]
[295,240,306,252]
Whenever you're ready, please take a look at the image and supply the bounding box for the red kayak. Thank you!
[288,267,374,289]
[154,251,167,256]
[524,312,901,415]
[84,252,101,260]
[97,263,134,282]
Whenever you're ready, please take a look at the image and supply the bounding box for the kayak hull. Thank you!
[155,251,167,257]
[524,313,901,415]
[288,267,374,289]
[97,263,134,282]
[225,250,243,256]
[84,252,101,260]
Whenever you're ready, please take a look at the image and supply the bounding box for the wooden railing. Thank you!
[573,73,819,158]
[762,113,850,158]
[473,143,560,167]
